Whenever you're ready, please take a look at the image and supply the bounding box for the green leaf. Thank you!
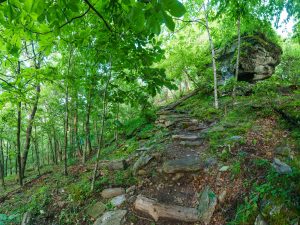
[162,0,186,17]
[163,12,175,31]
[69,2,79,12]
[24,0,33,12]
[130,6,145,32]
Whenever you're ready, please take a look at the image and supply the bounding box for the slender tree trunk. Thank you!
[34,126,41,176]
[63,47,73,175]
[83,95,92,164]
[233,16,241,99]
[115,103,119,146]
[0,139,5,189]
[203,3,219,109]
[17,101,23,186]
[74,94,81,158]
[21,84,41,179]
[53,128,59,163]
[91,61,112,192]
[64,84,69,176]
[5,142,9,176]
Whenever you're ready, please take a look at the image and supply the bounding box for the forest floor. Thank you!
[0,86,299,225]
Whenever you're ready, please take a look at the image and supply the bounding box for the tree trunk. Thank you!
[64,84,69,176]
[115,103,119,146]
[21,84,41,179]
[233,16,241,99]
[0,139,5,189]
[17,101,23,186]
[203,3,219,109]
[34,126,41,176]
[91,60,112,191]
[83,93,92,164]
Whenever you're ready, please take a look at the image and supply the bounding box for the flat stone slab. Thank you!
[101,188,125,199]
[94,210,127,225]
[163,157,204,174]
[172,134,199,141]
[86,201,106,219]
[179,140,203,146]
[111,194,126,207]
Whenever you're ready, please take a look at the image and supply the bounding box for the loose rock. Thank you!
[101,188,125,199]
[86,201,106,219]
[197,186,217,225]
[111,195,126,207]
[255,214,268,225]
[21,212,31,225]
[132,153,153,175]
[272,158,292,174]
[99,160,125,171]
[94,210,127,225]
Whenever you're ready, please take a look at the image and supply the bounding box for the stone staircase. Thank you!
[89,109,219,225]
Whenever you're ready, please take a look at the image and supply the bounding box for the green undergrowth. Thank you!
[230,160,300,225]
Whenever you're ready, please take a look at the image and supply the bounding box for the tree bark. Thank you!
[134,195,199,222]
[0,139,5,189]
[233,15,241,99]
[21,83,41,179]
[34,126,41,176]
[17,101,23,186]
[203,3,219,109]
[83,93,92,164]
[64,84,69,176]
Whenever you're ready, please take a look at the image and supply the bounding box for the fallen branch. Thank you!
[160,88,200,112]
[134,195,200,222]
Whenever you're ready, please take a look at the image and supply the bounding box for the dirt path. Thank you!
[126,109,218,225]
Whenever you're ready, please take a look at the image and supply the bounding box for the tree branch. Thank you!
[83,0,113,32]
[26,7,90,35]
[173,17,207,28]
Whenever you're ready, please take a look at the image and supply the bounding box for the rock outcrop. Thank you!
[218,33,282,82]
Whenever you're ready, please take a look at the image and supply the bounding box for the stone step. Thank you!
[179,140,203,146]
[172,134,199,141]
[162,157,204,174]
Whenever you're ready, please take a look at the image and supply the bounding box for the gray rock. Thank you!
[197,186,217,225]
[228,136,243,141]
[255,214,268,225]
[219,166,229,172]
[86,201,106,219]
[132,153,153,175]
[111,195,126,207]
[272,158,292,174]
[94,210,127,225]
[275,145,291,157]
[99,160,125,171]
[204,157,217,167]
[172,134,199,141]
[218,33,282,82]
[179,140,203,147]
[21,212,31,225]
[101,188,125,199]
[163,157,204,174]
[126,185,136,194]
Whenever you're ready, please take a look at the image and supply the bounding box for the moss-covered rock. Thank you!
[218,32,282,82]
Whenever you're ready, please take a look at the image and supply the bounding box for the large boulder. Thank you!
[218,33,282,82]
